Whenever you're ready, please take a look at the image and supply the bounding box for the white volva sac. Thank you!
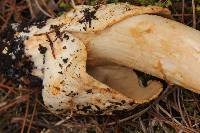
[17,3,200,114]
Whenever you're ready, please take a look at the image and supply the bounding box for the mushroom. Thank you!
[16,3,200,114]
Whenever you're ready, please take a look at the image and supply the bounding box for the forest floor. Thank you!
[0,0,200,133]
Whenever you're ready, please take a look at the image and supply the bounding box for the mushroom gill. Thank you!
[87,65,163,104]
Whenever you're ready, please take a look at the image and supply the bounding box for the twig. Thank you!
[192,121,200,128]
[0,95,28,112]
[36,99,63,119]
[0,83,17,94]
[58,106,151,129]
[155,118,200,133]
[41,0,56,17]
[181,0,185,23]
[27,98,38,133]
[139,117,147,133]
[0,11,13,31]
[177,89,189,127]
[47,110,73,133]
[11,117,52,129]
[192,94,200,112]
[27,0,36,19]
[0,83,31,93]
[21,97,30,133]
[34,0,53,17]
[193,111,199,129]
[0,14,6,22]
[107,106,151,126]
[181,91,192,127]
[157,104,182,125]
[70,0,76,9]
[172,14,193,17]
[192,0,196,28]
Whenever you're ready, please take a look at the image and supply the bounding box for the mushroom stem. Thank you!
[73,14,200,94]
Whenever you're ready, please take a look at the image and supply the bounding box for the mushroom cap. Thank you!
[17,3,170,38]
